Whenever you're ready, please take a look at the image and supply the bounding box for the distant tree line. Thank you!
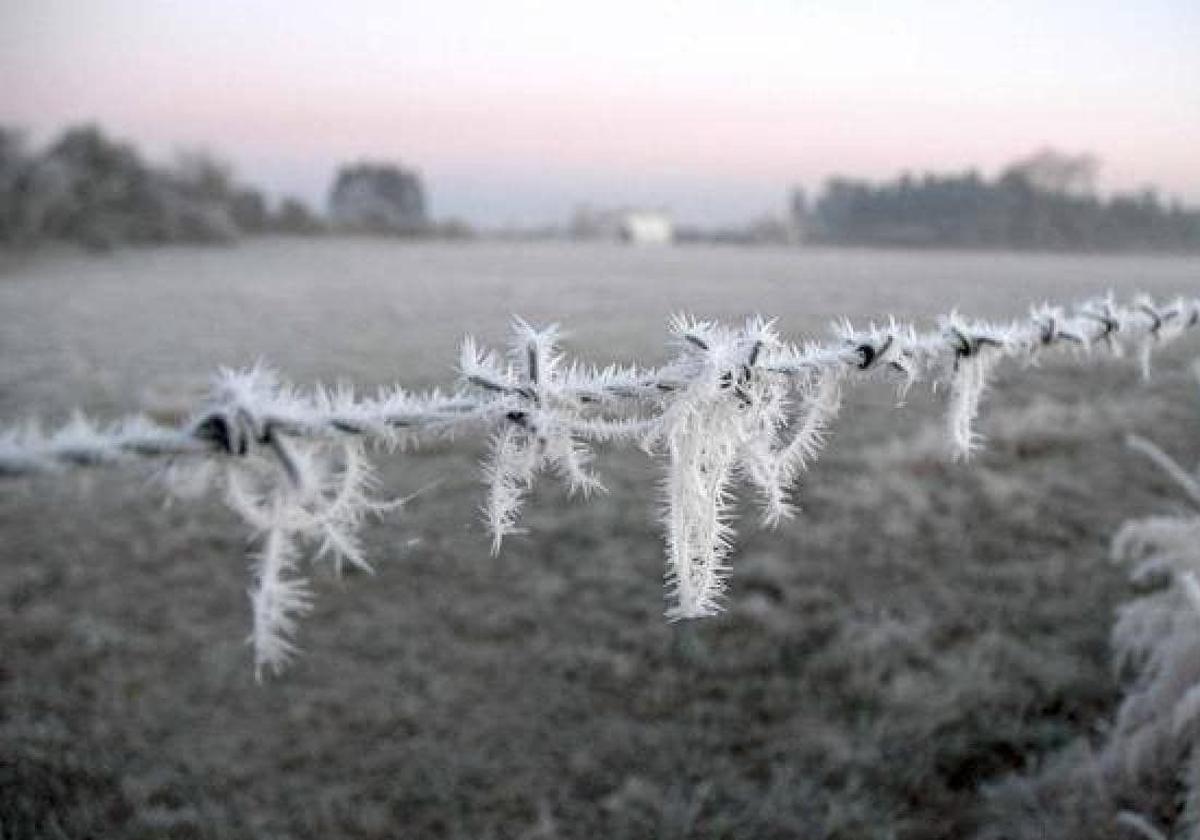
[0,124,330,251]
[796,149,1200,251]
[0,124,459,252]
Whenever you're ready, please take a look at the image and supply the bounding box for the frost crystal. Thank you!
[463,320,650,554]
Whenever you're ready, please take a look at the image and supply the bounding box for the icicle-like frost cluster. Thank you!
[461,320,652,554]
[2,294,1198,672]
[168,367,404,677]
[648,316,850,617]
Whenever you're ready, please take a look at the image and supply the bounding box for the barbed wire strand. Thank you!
[2,292,1198,675]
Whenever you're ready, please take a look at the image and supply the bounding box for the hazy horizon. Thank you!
[4,0,1199,226]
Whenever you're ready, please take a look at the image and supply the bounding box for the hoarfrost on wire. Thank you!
[1,293,1198,674]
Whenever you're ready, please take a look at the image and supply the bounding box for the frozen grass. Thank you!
[1,239,1199,838]
[976,371,1200,840]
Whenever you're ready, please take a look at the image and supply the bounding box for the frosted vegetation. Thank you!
[979,366,1200,839]
[2,241,1199,838]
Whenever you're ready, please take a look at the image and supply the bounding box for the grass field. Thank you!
[2,239,1198,838]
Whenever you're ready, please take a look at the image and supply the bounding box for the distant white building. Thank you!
[619,210,673,245]
[570,205,673,245]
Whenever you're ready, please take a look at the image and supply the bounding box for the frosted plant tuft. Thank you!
[1098,365,1200,827]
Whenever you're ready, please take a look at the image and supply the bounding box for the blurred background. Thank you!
[2,2,1199,838]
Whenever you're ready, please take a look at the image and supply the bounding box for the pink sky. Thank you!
[3,0,1199,225]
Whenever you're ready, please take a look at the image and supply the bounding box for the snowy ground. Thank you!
[2,238,1198,838]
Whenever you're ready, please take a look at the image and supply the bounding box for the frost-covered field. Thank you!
[2,238,1198,838]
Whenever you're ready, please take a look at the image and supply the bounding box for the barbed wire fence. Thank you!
[2,293,1198,677]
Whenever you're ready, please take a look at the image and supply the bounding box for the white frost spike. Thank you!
[229,451,389,675]
[221,438,395,574]
[249,508,313,679]
[662,400,738,618]
[311,441,399,575]
[744,366,845,525]
[946,353,996,459]
[511,317,562,386]
[221,437,396,676]
[482,424,538,554]
[790,369,844,469]
[941,315,1007,460]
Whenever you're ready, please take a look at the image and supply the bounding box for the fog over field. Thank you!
[3,239,1197,413]
[2,240,1198,838]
